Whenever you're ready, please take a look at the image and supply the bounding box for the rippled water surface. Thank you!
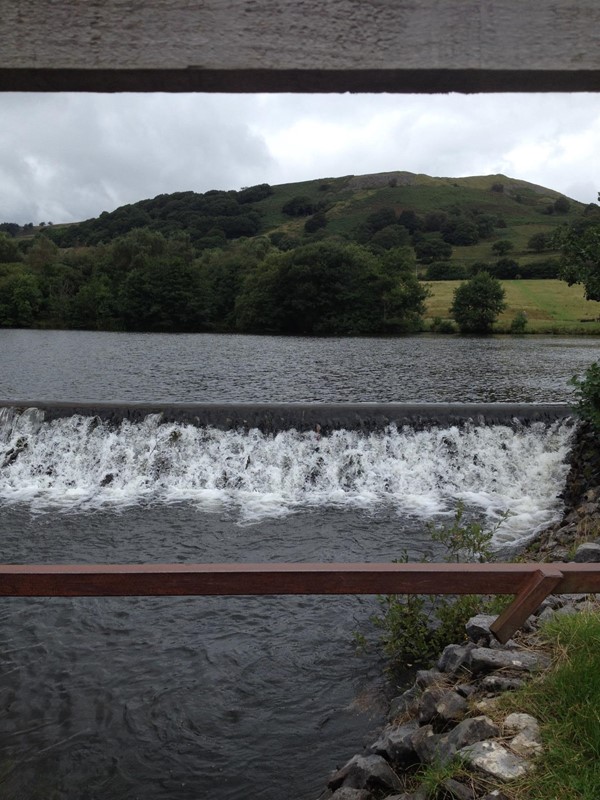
[0,330,595,799]
[1,329,598,402]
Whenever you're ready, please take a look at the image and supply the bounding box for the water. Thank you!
[0,329,597,403]
[0,330,592,799]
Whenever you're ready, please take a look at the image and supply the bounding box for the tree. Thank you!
[553,196,571,214]
[450,272,506,333]
[0,232,21,263]
[559,218,600,300]
[491,240,514,256]
[527,232,553,252]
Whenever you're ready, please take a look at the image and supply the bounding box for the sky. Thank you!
[1,92,599,225]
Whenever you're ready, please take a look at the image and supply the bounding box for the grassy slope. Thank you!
[424,279,600,334]
[499,612,600,800]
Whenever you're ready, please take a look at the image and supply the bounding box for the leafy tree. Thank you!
[414,233,452,264]
[282,196,315,216]
[235,241,427,335]
[369,224,410,251]
[559,218,600,300]
[425,261,466,280]
[0,232,21,263]
[527,231,553,252]
[0,272,43,327]
[304,211,328,234]
[450,271,506,333]
[441,218,479,246]
[553,196,571,214]
[491,240,514,256]
[0,222,21,237]
[489,258,520,279]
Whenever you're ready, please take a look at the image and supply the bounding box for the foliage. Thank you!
[371,504,500,672]
[510,310,528,333]
[491,239,514,256]
[450,272,506,333]
[281,195,315,216]
[0,232,21,263]
[430,316,457,333]
[426,262,466,281]
[414,233,453,264]
[234,241,428,335]
[528,231,554,252]
[570,360,600,431]
[559,217,600,301]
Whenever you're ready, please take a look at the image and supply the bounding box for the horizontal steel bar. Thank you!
[1,562,598,598]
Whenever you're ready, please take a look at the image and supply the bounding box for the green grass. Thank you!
[424,279,600,334]
[498,611,600,800]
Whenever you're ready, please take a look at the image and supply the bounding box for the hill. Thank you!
[0,171,597,334]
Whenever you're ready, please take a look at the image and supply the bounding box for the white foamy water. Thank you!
[0,409,573,542]
[0,407,575,544]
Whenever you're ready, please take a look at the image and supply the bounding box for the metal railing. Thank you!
[2,561,598,643]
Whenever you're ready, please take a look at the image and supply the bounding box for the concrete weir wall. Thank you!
[1,402,573,433]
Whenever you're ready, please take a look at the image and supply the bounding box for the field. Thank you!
[424,279,600,334]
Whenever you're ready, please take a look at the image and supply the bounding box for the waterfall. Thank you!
[0,406,575,544]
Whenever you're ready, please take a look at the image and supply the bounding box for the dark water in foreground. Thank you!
[0,330,593,799]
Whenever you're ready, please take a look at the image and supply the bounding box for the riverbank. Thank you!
[317,422,600,800]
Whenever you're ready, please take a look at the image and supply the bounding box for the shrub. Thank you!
[510,310,528,334]
[426,262,466,281]
[430,317,457,333]
[570,361,600,430]
[371,504,502,672]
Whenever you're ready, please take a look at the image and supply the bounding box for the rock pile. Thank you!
[317,424,600,800]
[318,598,595,800]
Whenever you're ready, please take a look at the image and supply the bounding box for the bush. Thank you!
[570,361,600,430]
[510,310,528,333]
[425,262,466,280]
[371,504,502,671]
[430,317,457,333]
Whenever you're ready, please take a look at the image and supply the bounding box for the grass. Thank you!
[496,611,600,800]
[424,279,600,334]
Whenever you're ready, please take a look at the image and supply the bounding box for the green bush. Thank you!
[371,504,505,672]
[510,310,528,334]
[570,361,600,430]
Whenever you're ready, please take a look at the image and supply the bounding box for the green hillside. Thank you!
[0,171,598,334]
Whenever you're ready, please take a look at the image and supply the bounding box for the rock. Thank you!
[472,697,500,714]
[329,789,373,800]
[465,614,497,642]
[573,542,600,562]
[418,687,445,724]
[469,647,551,673]
[410,725,442,765]
[458,741,534,781]
[480,675,525,692]
[369,721,419,767]
[504,712,543,758]
[437,643,474,674]
[415,669,446,688]
[327,755,403,793]
[446,716,500,751]
[388,685,420,721]
[442,777,477,800]
[479,792,512,800]
[504,712,539,734]
[555,604,578,617]
[488,636,520,650]
[536,606,556,625]
[455,683,476,698]
[537,594,564,614]
[434,690,468,724]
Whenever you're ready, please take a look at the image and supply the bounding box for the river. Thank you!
[0,330,595,800]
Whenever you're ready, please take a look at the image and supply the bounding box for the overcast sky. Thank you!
[1,92,599,225]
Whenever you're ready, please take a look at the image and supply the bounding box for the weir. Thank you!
[0,401,574,432]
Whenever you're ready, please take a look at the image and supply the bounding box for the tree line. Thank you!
[0,230,428,335]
